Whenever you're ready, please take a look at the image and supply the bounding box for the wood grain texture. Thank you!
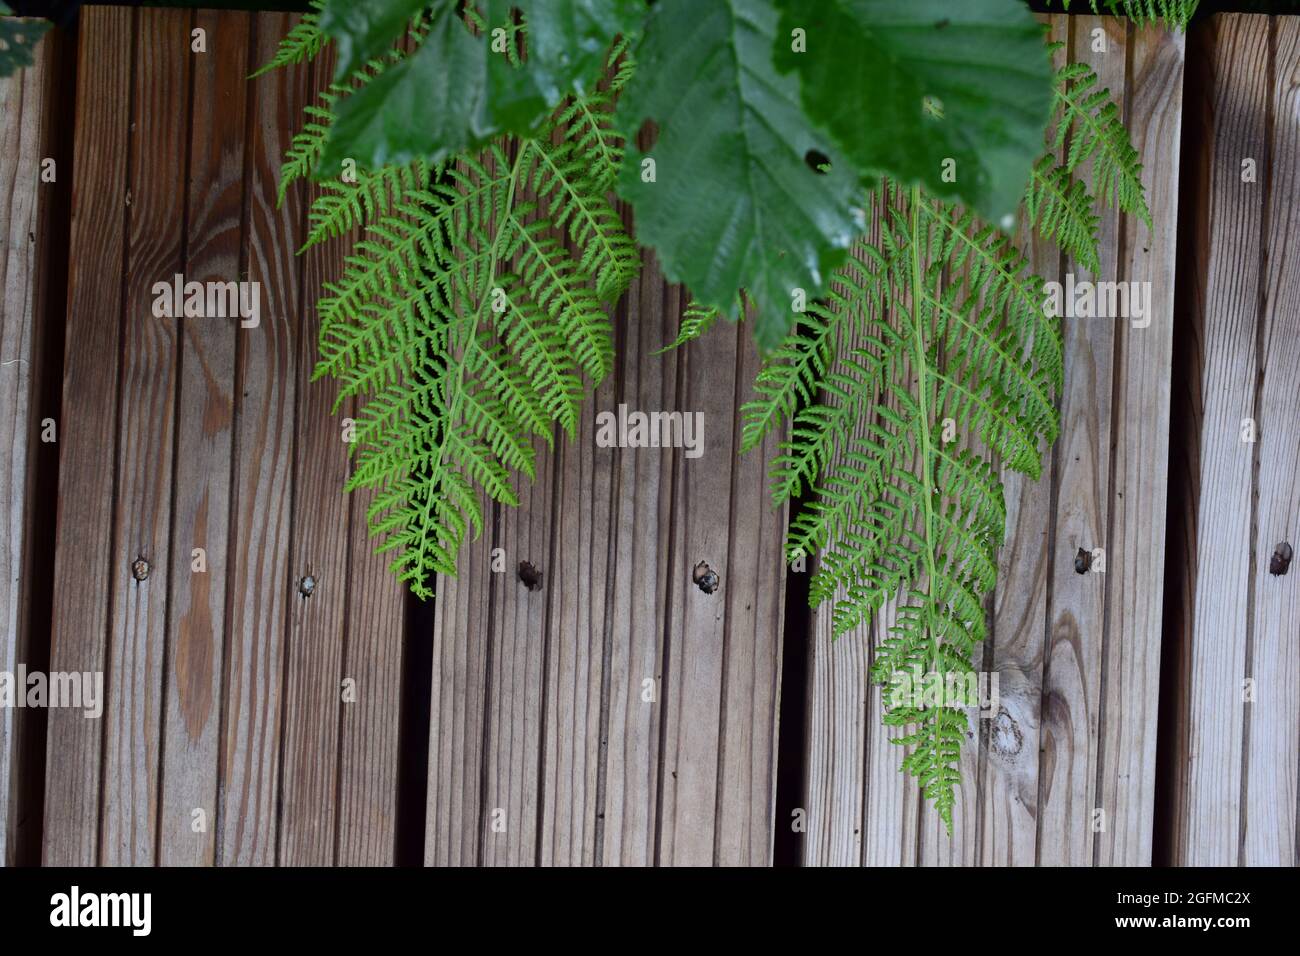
[1036,14,1125,867]
[99,8,189,868]
[979,18,1067,869]
[425,251,786,865]
[1096,20,1183,867]
[1176,14,1268,866]
[278,38,347,869]
[218,11,301,867]
[1243,16,1300,868]
[1172,15,1299,867]
[0,22,54,867]
[168,9,249,867]
[42,6,134,866]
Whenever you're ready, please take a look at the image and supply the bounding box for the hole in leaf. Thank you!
[804,149,831,174]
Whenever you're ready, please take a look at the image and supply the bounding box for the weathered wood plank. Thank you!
[0,21,55,868]
[279,35,349,869]
[99,7,189,868]
[159,9,249,867]
[656,320,738,866]
[336,478,405,865]
[593,263,678,866]
[714,334,786,865]
[424,517,493,865]
[1175,14,1267,866]
[1036,14,1126,867]
[1243,16,1300,868]
[425,247,785,864]
[218,10,303,867]
[537,367,616,866]
[979,17,1068,869]
[658,316,786,866]
[1172,14,1297,867]
[1096,20,1183,867]
[42,5,135,867]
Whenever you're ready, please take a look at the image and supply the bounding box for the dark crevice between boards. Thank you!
[770,309,818,867]
[772,521,810,866]
[11,21,75,868]
[1154,11,1215,868]
[395,586,435,865]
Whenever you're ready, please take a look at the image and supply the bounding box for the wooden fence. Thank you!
[0,7,1296,867]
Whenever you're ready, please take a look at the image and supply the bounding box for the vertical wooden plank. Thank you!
[0,25,52,867]
[714,336,786,865]
[336,482,405,865]
[656,320,736,866]
[1036,14,1126,866]
[329,71,406,869]
[656,314,786,866]
[43,6,134,867]
[537,355,616,866]
[979,15,1067,870]
[1176,14,1265,866]
[479,439,550,866]
[278,35,348,868]
[98,8,188,868]
[425,516,493,865]
[158,9,247,867]
[1242,17,1299,868]
[595,261,678,866]
[219,9,300,866]
[1096,19,1183,868]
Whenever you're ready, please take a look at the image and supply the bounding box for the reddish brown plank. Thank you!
[218,10,302,866]
[157,10,249,867]
[42,5,135,867]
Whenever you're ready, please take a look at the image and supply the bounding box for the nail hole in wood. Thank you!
[518,560,543,592]
[1073,547,1091,575]
[693,560,719,594]
[131,557,151,582]
[298,574,317,597]
[1270,541,1293,577]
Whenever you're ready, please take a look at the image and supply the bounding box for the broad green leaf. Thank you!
[615,0,865,351]
[0,4,50,79]
[774,0,1052,226]
[321,0,428,81]
[321,0,643,172]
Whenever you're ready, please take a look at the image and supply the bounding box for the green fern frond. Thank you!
[250,0,325,78]
[1024,155,1102,272]
[312,69,638,597]
[274,15,430,205]
[550,36,635,194]
[654,294,759,355]
[303,160,434,251]
[754,183,1063,827]
[1048,56,1152,228]
[1040,0,1198,29]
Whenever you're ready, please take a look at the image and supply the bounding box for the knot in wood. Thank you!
[990,708,1023,757]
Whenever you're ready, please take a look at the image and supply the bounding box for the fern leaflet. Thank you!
[744,183,1064,826]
